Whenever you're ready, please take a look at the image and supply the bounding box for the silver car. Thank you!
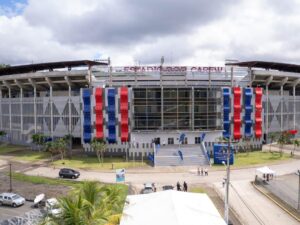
[0,193,25,207]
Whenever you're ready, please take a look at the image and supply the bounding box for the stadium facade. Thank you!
[0,60,299,165]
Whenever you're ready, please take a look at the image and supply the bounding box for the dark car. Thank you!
[59,168,80,179]
[162,185,174,191]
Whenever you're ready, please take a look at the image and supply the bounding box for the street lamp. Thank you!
[297,170,300,211]
[221,138,233,225]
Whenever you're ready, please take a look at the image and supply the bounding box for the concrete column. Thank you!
[230,67,234,87]
[29,79,37,133]
[280,85,283,132]
[293,85,296,130]
[20,88,23,140]
[191,86,194,130]
[68,85,72,134]
[8,88,11,134]
[33,87,37,133]
[50,86,53,138]
[161,87,164,130]
[266,85,269,137]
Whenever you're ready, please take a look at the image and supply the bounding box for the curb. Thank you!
[252,182,300,222]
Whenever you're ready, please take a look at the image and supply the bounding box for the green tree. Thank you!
[91,138,106,164]
[32,133,47,151]
[63,134,73,159]
[277,131,290,156]
[292,139,299,157]
[268,132,277,153]
[40,181,124,225]
[56,138,67,160]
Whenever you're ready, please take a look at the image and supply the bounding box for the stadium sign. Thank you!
[121,66,224,73]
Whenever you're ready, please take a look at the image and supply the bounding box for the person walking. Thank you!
[201,167,204,176]
[197,167,200,176]
[176,181,181,191]
[183,181,188,192]
[204,168,208,176]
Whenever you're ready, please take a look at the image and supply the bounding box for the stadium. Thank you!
[0,59,299,166]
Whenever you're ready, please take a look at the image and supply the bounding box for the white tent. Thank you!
[120,190,226,225]
[256,166,275,175]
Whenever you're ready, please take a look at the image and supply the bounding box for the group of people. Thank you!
[176,181,188,192]
[197,167,208,176]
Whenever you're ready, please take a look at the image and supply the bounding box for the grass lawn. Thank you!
[0,144,25,154]
[11,172,128,200]
[0,143,50,162]
[53,155,150,170]
[213,151,292,168]
[190,186,206,193]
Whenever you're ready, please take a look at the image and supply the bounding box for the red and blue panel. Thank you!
[233,87,241,140]
[82,88,92,143]
[95,88,104,139]
[223,88,231,138]
[107,88,116,143]
[255,87,262,138]
[120,87,129,142]
[244,88,253,137]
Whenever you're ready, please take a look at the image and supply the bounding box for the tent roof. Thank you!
[256,166,275,174]
[120,190,226,225]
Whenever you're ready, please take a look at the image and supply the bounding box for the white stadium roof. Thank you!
[120,190,226,225]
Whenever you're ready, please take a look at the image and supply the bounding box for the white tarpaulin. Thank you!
[120,190,226,225]
[256,166,275,175]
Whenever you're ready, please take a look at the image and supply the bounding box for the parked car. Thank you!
[142,183,155,194]
[59,168,80,179]
[162,185,174,191]
[0,193,25,207]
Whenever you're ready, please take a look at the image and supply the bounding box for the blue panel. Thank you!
[82,89,91,143]
[213,144,234,165]
[223,88,231,138]
[107,88,116,143]
[244,88,253,137]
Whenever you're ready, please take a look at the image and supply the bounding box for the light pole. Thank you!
[225,140,230,225]
[297,170,300,211]
[9,162,12,192]
[222,138,231,225]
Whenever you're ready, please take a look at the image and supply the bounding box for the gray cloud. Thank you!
[23,0,237,46]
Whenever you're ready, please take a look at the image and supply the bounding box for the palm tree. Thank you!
[91,138,107,165]
[41,181,124,225]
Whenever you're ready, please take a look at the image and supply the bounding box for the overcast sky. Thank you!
[0,0,299,66]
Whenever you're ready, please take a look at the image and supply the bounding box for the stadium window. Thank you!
[168,138,174,145]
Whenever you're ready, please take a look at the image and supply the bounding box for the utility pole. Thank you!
[224,139,231,224]
[297,169,300,211]
[9,163,12,192]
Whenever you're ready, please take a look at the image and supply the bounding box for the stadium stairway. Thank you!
[154,144,210,167]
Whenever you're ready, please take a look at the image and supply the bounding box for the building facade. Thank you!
[0,60,299,161]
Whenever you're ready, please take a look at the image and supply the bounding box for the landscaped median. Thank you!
[52,156,150,170]
[212,151,292,169]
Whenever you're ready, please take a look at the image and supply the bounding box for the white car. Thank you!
[0,193,25,207]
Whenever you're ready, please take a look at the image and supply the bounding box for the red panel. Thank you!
[233,87,242,139]
[120,87,129,142]
[255,87,262,138]
[95,88,104,139]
